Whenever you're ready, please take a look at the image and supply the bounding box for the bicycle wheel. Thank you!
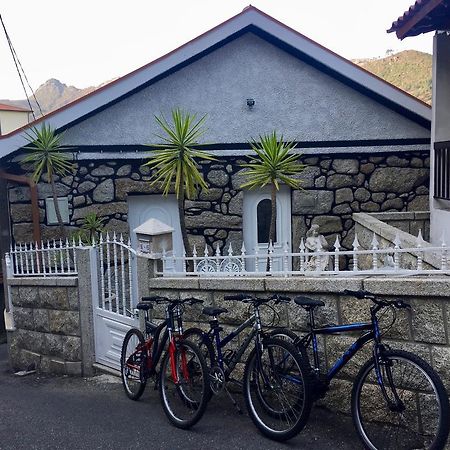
[183,327,216,368]
[120,328,147,400]
[352,349,450,450]
[243,337,312,442]
[159,339,209,429]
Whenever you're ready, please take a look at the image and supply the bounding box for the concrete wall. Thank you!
[430,33,450,244]
[0,110,29,135]
[62,33,429,145]
[146,275,450,415]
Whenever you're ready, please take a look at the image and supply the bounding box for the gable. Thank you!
[62,32,429,147]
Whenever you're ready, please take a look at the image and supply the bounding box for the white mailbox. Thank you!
[133,218,174,258]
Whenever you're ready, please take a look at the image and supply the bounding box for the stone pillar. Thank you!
[75,247,97,376]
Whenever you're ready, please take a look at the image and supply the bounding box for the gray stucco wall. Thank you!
[62,33,429,146]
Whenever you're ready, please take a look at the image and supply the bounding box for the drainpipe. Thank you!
[0,170,41,244]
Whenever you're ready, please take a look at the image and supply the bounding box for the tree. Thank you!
[23,124,75,236]
[240,131,305,250]
[142,108,215,258]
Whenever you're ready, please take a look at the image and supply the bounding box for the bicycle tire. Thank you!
[243,337,313,442]
[352,349,450,450]
[120,328,147,400]
[183,327,216,368]
[159,339,209,429]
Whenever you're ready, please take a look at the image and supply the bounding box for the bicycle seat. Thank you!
[202,306,228,316]
[294,296,325,308]
[136,302,153,311]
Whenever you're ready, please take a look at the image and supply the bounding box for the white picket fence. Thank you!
[158,230,450,277]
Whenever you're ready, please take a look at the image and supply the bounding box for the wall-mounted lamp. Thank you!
[246,98,255,108]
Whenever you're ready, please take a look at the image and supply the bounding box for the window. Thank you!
[45,197,70,224]
[434,143,450,200]
[257,198,276,243]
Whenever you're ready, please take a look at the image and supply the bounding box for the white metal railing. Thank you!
[157,230,450,277]
[8,239,81,277]
[97,232,137,318]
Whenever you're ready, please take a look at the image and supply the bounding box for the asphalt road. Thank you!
[0,344,361,450]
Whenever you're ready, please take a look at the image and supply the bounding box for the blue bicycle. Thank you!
[269,289,450,450]
[184,293,313,442]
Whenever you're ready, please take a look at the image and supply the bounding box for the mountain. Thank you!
[354,50,432,104]
[0,50,432,117]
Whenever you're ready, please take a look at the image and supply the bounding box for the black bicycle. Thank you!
[269,289,450,450]
[120,296,210,429]
[183,293,313,442]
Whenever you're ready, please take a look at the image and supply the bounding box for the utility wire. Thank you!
[0,13,43,119]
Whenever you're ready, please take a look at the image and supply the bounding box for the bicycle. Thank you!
[269,289,450,450]
[183,293,313,442]
[120,296,210,429]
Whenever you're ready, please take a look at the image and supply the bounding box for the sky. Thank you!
[0,0,433,100]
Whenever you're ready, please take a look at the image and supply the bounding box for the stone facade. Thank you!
[7,151,429,254]
[7,278,83,375]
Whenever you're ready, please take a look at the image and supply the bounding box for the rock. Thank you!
[331,159,359,174]
[335,188,353,204]
[386,156,410,167]
[292,190,334,214]
[361,201,380,212]
[381,198,404,211]
[407,195,429,211]
[91,165,114,176]
[199,188,223,201]
[369,168,429,193]
[72,203,127,220]
[117,165,132,176]
[48,310,80,335]
[139,165,151,175]
[207,170,229,187]
[115,179,161,200]
[311,216,343,233]
[410,157,423,168]
[326,174,354,189]
[10,204,44,223]
[185,211,242,229]
[104,218,129,235]
[8,186,31,203]
[315,176,326,188]
[333,204,352,214]
[93,179,114,203]
[371,192,385,203]
[185,201,211,210]
[360,163,375,174]
[61,176,74,186]
[228,192,243,215]
[320,159,332,169]
[231,169,251,190]
[78,181,96,194]
[291,166,321,188]
[411,299,446,344]
[73,196,85,207]
[37,183,71,199]
[60,336,82,361]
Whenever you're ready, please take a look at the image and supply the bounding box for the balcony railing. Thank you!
[434,143,450,200]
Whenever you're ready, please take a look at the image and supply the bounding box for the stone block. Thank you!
[385,340,431,363]
[207,170,229,187]
[292,190,334,215]
[407,195,429,211]
[39,287,70,310]
[362,278,450,298]
[67,287,80,310]
[13,307,34,330]
[49,358,66,375]
[265,277,363,294]
[60,336,82,361]
[311,216,343,234]
[335,188,353,204]
[9,186,31,202]
[199,278,265,292]
[259,301,288,328]
[40,356,52,373]
[326,174,355,189]
[117,164,131,177]
[10,204,45,223]
[332,159,359,175]
[431,346,450,390]
[213,292,252,325]
[65,361,83,376]
[115,179,161,200]
[179,290,213,322]
[93,179,114,203]
[185,211,241,229]
[148,277,200,290]
[369,168,428,193]
[21,330,46,354]
[228,192,243,215]
[37,183,71,199]
[15,286,40,307]
[48,310,80,336]
[78,181,96,193]
[354,187,371,202]
[291,166,321,188]
[44,333,63,357]
[72,203,127,221]
[317,378,352,415]
[386,156,410,167]
[20,349,41,370]
[411,299,446,344]
[91,165,115,176]
[33,309,50,333]
[199,188,223,201]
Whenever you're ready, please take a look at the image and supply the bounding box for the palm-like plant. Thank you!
[142,108,215,257]
[23,124,75,235]
[240,131,306,247]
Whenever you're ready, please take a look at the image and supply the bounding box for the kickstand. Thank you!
[224,385,243,415]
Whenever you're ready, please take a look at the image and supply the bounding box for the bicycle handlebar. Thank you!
[343,289,410,309]
[224,293,253,301]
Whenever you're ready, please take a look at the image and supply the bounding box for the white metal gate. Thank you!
[92,234,139,370]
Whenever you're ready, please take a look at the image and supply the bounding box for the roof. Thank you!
[0,5,431,159]
[0,103,32,112]
[388,0,450,39]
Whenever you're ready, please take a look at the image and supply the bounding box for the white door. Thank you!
[243,186,292,272]
[128,195,183,272]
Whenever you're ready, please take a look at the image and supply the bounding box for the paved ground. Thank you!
[0,344,362,450]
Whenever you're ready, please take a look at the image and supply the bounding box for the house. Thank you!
[0,103,32,135]
[389,0,450,244]
[0,6,432,266]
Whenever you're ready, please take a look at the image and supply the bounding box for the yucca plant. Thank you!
[142,108,215,257]
[240,131,306,248]
[82,212,106,243]
[23,124,75,236]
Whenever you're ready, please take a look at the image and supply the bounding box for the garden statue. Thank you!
[304,224,329,271]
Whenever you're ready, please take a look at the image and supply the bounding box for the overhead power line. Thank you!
[0,13,43,119]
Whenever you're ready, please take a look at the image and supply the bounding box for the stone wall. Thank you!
[146,275,450,415]
[7,278,84,375]
[7,151,429,254]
